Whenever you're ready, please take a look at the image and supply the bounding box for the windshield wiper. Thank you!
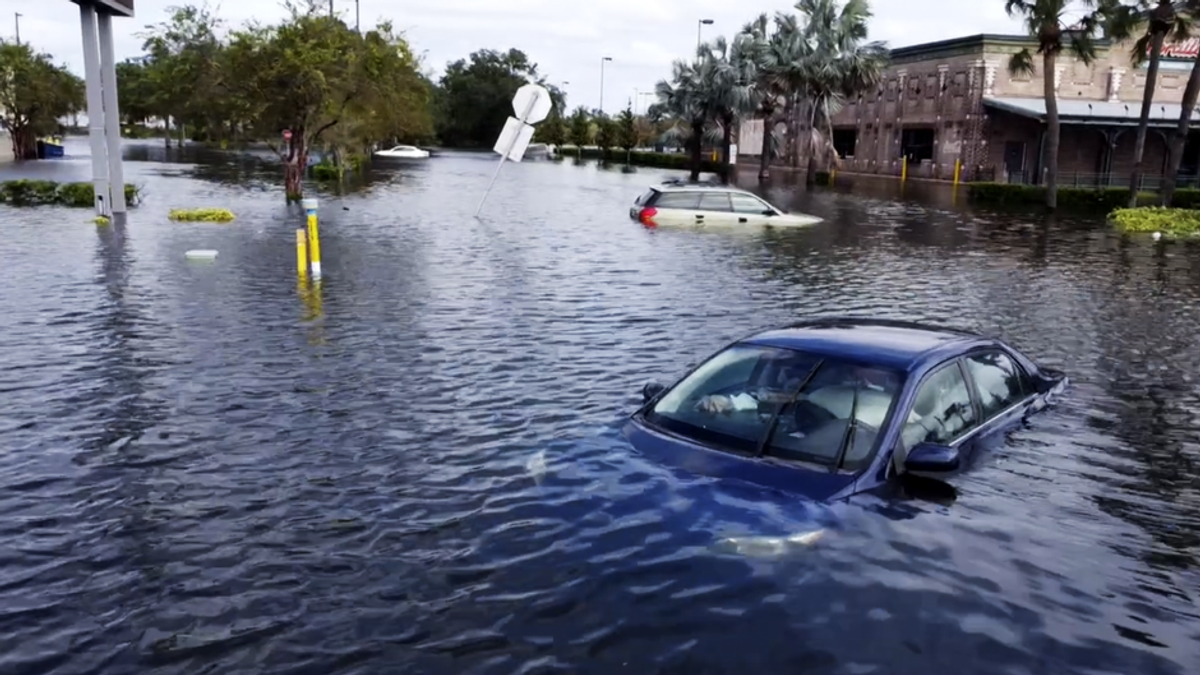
[755,359,824,458]
[831,383,861,472]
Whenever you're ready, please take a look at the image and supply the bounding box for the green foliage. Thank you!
[568,107,592,151]
[93,216,111,226]
[168,208,236,222]
[617,106,639,154]
[0,180,140,207]
[0,41,85,160]
[594,114,618,153]
[1109,207,1200,235]
[966,182,1200,211]
[310,161,342,181]
[433,48,564,147]
[534,108,567,147]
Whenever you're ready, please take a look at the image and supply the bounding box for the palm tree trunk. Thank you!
[1043,52,1060,212]
[1129,32,1165,207]
[1161,51,1200,206]
[759,111,773,181]
[805,99,819,186]
[721,113,734,184]
[689,120,704,182]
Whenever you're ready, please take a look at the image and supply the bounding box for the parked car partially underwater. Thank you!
[630,179,822,229]
[625,317,1068,503]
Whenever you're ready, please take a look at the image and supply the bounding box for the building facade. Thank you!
[740,33,1200,185]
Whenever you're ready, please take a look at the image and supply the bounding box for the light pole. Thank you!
[355,0,360,32]
[697,18,713,51]
[14,12,21,45]
[599,57,612,115]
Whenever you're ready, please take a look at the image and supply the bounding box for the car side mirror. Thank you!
[642,381,666,404]
[903,442,960,473]
[761,209,775,216]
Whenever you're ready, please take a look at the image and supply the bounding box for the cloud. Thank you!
[9,0,1025,115]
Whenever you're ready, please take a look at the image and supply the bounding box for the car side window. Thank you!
[900,362,977,451]
[698,192,733,212]
[964,350,1027,419]
[730,193,772,214]
[654,192,701,209]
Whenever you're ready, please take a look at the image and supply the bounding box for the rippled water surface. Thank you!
[2,140,1198,675]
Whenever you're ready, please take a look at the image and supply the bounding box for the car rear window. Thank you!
[653,192,702,209]
[635,189,660,206]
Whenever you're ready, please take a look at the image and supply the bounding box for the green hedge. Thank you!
[0,180,141,207]
[966,182,1200,210]
[565,147,722,173]
[1109,206,1200,235]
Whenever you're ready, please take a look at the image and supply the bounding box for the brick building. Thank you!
[739,33,1200,185]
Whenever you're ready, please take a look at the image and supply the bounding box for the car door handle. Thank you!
[738,217,748,223]
[695,215,704,220]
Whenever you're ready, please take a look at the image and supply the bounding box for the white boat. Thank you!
[374,145,430,160]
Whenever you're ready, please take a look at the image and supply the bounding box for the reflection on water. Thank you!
[0,139,1197,675]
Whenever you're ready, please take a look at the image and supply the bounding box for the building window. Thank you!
[900,128,935,162]
[832,129,857,157]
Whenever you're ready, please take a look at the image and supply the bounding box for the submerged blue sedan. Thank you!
[624,318,1068,502]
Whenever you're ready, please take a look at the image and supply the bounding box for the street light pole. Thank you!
[14,12,21,45]
[697,18,714,51]
[599,56,612,115]
[355,0,360,32]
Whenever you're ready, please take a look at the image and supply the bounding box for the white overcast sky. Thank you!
[2,0,1024,114]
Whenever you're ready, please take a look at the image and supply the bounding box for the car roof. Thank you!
[740,317,988,372]
[647,183,761,197]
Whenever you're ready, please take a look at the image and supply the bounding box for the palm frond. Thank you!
[1008,48,1036,76]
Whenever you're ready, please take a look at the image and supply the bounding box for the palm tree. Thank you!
[793,0,887,185]
[654,60,709,181]
[1123,1,1191,206]
[699,35,757,182]
[1005,0,1120,211]
[740,13,799,180]
[1161,1,1200,205]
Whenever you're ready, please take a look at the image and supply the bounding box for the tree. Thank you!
[700,36,757,181]
[655,60,712,181]
[0,41,84,160]
[1122,0,1190,205]
[434,48,563,148]
[115,59,155,127]
[568,106,591,156]
[790,0,887,186]
[1161,2,1200,205]
[138,4,225,146]
[741,13,795,180]
[1005,0,1121,211]
[595,113,617,159]
[535,108,567,151]
[617,105,639,162]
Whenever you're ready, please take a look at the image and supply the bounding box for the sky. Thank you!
[1,0,1025,115]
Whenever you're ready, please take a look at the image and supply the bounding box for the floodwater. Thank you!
[1,138,1198,675]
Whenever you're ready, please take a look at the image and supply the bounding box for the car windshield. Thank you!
[646,343,904,471]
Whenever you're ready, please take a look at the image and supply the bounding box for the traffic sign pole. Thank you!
[474,83,553,218]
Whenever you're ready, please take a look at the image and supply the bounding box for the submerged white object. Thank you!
[185,249,218,260]
[716,529,827,557]
[374,145,430,159]
[1153,231,1162,240]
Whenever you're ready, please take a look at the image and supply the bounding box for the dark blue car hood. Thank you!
[622,415,858,502]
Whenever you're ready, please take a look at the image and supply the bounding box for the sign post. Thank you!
[474,83,553,218]
[70,1,134,224]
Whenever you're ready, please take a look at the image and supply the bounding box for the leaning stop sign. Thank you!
[283,129,293,140]
[511,83,552,125]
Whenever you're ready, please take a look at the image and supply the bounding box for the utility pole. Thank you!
[328,0,334,18]
[356,0,360,32]
[14,12,21,45]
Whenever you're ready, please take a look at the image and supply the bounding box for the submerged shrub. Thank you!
[1109,206,1200,236]
[168,208,236,223]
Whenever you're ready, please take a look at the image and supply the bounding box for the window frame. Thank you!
[697,191,734,212]
[652,191,702,210]
[729,192,777,215]
[900,357,983,451]
[958,347,1039,425]
[640,343,906,473]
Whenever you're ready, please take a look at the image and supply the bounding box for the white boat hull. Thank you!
[374,149,430,160]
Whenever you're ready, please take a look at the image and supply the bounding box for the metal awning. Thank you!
[983,96,1199,127]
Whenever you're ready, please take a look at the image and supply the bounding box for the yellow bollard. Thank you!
[953,159,961,187]
[302,198,322,279]
[830,168,837,183]
[901,156,908,183]
[296,228,308,278]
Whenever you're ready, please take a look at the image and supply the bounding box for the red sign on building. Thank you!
[1159,38,1200,59]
